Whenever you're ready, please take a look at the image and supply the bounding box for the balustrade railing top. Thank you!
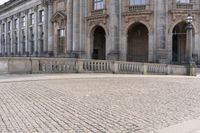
[0,57,190,75]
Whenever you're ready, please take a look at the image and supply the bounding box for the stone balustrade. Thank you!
[0,57,192,75]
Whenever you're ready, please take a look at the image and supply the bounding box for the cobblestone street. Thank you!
[0,74,200,133]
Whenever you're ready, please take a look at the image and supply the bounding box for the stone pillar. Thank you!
[17,16,20,56]
[108,0,120,60]
[38,24,42,56]
[79,0,86,58]
[34,6,38,56]
[44,5,48,56]
[10,17,14,56]
[47,1,53,56]
[4,21,7,56]
[154,0,169,63]
[72,0,80,57]
[67,0,73,56]
[0,21,2,56]
[25,10,29,56]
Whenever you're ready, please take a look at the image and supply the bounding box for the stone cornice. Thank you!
[122,10,153,17]
[169,9,200,14]
[86,14,109,21]
[0,0,29,14]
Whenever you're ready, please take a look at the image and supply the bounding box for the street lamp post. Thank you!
[185,14,196,76]
[185,14,194,65]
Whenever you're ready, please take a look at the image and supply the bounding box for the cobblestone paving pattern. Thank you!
[0,75,200,133]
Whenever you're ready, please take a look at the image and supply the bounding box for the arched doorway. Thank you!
[172,22,187,63]
[92,26,106,60]
[127,23,149,62]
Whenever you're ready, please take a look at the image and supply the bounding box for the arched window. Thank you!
[93,0,104,10]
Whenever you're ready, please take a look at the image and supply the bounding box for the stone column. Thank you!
[79,0,87,58]
[154,0,169,63]
[44,5,48,56]
[34,6,38,56]
[17,16,20,56]
[72,0,80,57]
[38,24,42,56]
[4,20,7,56]
[10,17,14,56]
[67,0,73,56]
[0,21,2,56]
[47,1,53,56]
[25,10,29,56]
[108,0,120,60]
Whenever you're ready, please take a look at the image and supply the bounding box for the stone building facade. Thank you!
[0,0,200,64]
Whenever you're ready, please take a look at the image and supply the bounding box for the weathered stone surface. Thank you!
[0,74,200,133]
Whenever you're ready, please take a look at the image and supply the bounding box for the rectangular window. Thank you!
[14,19,19,29]
[30,13,35,25]
[2,24,5,33]
[30,27,34,55]
[58,29,65,54]
[176,0,191,3]
[2,34,5,53]
[39,10,45,23]
[39,25,44,54]
[8,22,11,31]
[93,0,104,10]
[22,30,26,54]
[22,16,26,27]
[129,0,146,5]
[14,31,18,54]
[7,33,11,54]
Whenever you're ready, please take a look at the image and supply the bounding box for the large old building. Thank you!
[0,0,200,64]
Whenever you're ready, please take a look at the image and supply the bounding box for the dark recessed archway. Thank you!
[92,26,106,60]
[172,22,187,63]
[127,23,149,62]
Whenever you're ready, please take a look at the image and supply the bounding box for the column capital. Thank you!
[42,0,54,6]
[15,13,20,18]
[34,6,38,12]
[8,15,14,20]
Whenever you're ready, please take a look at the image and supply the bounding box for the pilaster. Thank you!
[47,1,53,56]
[66,0,73,56]
[108,0,120,60]
[25,10,29,56]
[72,0,81,57]
[17,14,20,56]
[9,16,14,56]
[44,5,48,55]
[0,21,2,56]
[4,20,7,56]
[34,6,38,56]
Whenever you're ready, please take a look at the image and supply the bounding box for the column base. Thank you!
[69,51,87,59]
[107,51,120,61]
[33,51,39,57]
[16,52,21,57]
[119,53,127,61]
[10,53,14,57]
[48,51,54,57]
[41,51,49,57]
[156,49,170,64]
[4,53,7,57]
